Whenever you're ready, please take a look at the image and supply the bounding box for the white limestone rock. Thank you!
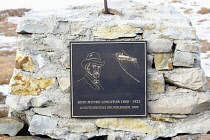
[6,94,33,111]
[148,73,165,94]
[163,68,208,91]
[173,51,196,67]
[57,77,70,93]
[147,39,173,53]
[147,54,153,68]
[51,103,70,118]
[148,90,210,114]
[0,117,24,136]
[29,115,57,135]
[175,43,200,53]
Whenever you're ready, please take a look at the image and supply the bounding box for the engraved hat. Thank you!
[81,52,105,69]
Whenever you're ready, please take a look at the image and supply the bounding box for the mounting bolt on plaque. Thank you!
[102,0,122,15]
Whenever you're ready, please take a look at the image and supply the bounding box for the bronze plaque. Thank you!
[70,41,147,118]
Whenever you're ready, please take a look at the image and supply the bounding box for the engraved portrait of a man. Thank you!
[77,52,105,91]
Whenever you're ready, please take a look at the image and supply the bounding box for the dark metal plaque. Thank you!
[70,41,147,118]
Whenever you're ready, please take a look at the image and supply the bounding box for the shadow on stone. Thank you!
[88,135,107,140]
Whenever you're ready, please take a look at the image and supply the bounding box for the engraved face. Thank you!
[86,63,102,79]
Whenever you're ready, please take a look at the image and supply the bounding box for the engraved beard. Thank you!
[86,63,101,80]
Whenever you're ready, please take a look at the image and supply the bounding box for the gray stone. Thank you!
[33,108,52,117]
[106,135,116,140]
[147,55,153,68]
[6,95,33,111]
[173,51,196,67]
[61,54,70,68]
[147,39,173,53]
[175,43,199,53]
[163,68,208,91]
[148,91,210,114]
[57,77,70,93]
[51,103,70,118]
[31,96,53,108]
[29,115,57,135]
[148,73,165,94]
[0,117,24,136]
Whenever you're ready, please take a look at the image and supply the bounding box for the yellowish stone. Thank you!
[144,24,156,30]
[95,118,158,133]
[93,25,141,39]
[150,115,174,123]
[154,53,173,71]
[15,52,35,72]
[10,73,55,95]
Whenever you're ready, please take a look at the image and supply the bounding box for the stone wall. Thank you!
[5,1,210,140]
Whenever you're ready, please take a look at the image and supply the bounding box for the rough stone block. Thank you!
[57,77,70,93]
[160,26,196,40]
[143,25,196,40]
[17,35,53,52]
[29,115,57,135]
[0,118,24,136]
[96,118,158,133]
[175,43,199,53]
[142,24,159,39]
[173,51,196,67]
[71,123,97,133]
[164,68,207,91]
[148,73,165,94]
[10,73,55,95]
[154,53,173,70]
[93,25,142,39]
[51,103,70,118]
[147,39,173,53]
[148,91,210,114]
[33,108,52,117]
[147,55,153,68]
[15,52,35,72]
[6,95,33,111]
[150,115,174,123]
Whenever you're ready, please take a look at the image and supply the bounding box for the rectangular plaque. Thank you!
[70,41,147,118]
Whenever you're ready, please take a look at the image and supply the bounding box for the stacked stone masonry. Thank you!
[5,1,210,140]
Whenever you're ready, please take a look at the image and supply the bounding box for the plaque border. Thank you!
[70,41,147,118]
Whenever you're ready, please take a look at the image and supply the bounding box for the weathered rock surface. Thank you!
[10,73,55,95]
[154,53,173,70]
[148,73,165,94]
[173,51,196,67]
[15,51,35,72]
[148,90,210,114]
[57,77,70,93]
[163,68,208,91]
[28,115,57,135]
[93,25,142,39]
[0,118,24,136]
[147,39,173,53]
[96,118,158,133]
